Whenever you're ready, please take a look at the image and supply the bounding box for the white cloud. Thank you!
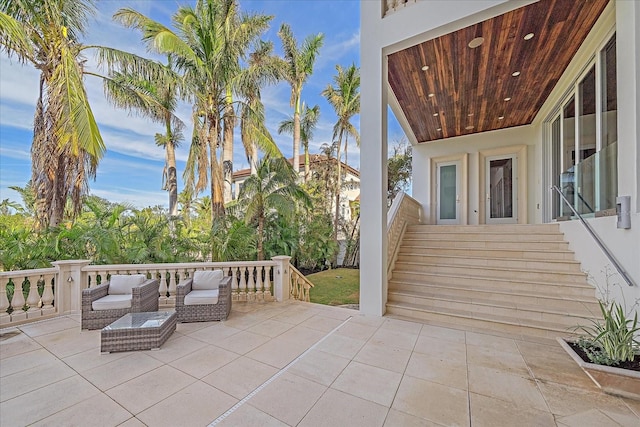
[317,30,360,69]
[92,187,167,208]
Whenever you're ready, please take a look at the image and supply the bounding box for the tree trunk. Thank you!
[304,143,310,182]
[333,130,344,265]
[223,98,234,203]
[250,142,258,175]
[165,118,178,217]
[208,116,225,222]
[257,214,264,261]
[293,94,301,173]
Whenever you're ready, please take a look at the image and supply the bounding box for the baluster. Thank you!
[158,270,168,305]
[87,271,96,288]
[239,267,247,301]
[25,275,41,318]
[10,277,27,321]
[167,269,177,304]
[230,267,238,301]
[41,273,55,315]
[247,267,256,301]
[263,266,272,301]
[255,266,264,301]
[98,270,107,285]
[0,276,11,324]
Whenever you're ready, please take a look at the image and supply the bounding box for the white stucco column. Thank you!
[271,256,291,302]
[616,0,640,213]
[51,260,91,315]
[360,1,388,316]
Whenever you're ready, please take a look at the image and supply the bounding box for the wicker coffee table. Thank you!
[101,311,177,353]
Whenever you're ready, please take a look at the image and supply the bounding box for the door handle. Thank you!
[486,193,490,200]
[456,195,460,203]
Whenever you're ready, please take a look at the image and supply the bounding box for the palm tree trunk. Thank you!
[257,214,264,261]
[208,116,225,221]
[333,130,344,265]
[165,117,178,217]
[223,95,234,203]
[250,143,258,175]
[304,142,310,182]
[293,94,301,174]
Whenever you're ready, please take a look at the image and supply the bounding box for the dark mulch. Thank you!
[568,342,640,371]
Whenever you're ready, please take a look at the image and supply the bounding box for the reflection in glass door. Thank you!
[486,155,517,224]
[437,161,460,224]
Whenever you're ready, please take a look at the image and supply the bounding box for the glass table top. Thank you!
[104,311,175,330]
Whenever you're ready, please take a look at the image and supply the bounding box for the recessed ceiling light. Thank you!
[468,113,474,117]
[433,113,439,117]
[504,97,512,101]
[468,37,485,48]
[465,125,474,130]
[512,71,521,77]
[428,93,435,98]
[498,116,505,120]
[524,33,534,40]
[421,65,429,71]
[436,128,442,131]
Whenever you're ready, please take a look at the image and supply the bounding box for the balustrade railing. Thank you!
[387,191,422,275]
[290,265,314,302]
[1,257,315,328]
[0,268,58,325]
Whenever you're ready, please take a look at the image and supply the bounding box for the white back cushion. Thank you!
[108,274,146,295]
[192,270,223,290]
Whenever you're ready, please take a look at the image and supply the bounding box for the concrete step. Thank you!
[387,291,597,327]
[389,272,596,299]
[385,302,587,341]
[399,239,570,251]
[393,261,588,284]
[398,246,576,260]
[406,224,561,233]
[388,280,600,313]
[403,231,566,242]
[395,254,582,273]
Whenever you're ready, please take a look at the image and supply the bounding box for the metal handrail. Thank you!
[551,185,634,287]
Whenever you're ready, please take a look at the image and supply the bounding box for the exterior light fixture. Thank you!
[468,37,485,48]
[498,116,505,120]
[512,71,521,77]
[504,97,512,101]
[421,65,429,71]
[433,113,439,117]
[465,125,474,130]
[428,93,435,98]
[524,33,534,40]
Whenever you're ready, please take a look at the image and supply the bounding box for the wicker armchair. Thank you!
[176,274,232,322]
[81,276,160,330]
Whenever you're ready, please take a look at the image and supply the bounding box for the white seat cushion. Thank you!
[184,289,219,305]
[192,270,223,290]
[92,294,132,310]
[108,274,146,295]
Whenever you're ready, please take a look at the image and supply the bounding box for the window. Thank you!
[548,33,617,220]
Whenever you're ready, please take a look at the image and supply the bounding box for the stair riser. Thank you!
[390,275,595,298]
[385,305,563,339]
[387,285,600,314]
[398,247,576,260]
[395,255,582,273]
[400,240,569,250]
[394,263,587,283]
[387,293,595,327]
[407,224,560,233]
[403,232,565,242]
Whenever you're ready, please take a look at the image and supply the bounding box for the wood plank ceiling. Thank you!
[387,0,610,143]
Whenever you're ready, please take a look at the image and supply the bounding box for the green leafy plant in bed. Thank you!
[575,301,640,367]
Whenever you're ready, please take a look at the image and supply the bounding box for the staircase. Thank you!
[386,224,601,341]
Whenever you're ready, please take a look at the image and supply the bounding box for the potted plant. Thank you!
[557,300,640,400]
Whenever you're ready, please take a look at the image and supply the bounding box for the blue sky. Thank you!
[0,0,403,209]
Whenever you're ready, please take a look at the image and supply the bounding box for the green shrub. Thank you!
[576,301,640,366]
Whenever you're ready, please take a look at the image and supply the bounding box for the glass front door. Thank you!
[437,161,460,224]
[486,155,517,224]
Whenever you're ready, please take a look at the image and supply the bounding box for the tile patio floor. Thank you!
[1,300,639,427]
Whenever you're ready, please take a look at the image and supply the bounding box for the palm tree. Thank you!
[322,64,360,248]
[0,0,154,228]
[278,103,320,181]
[239,40,283,176]
[115,0,272,221]
[236,157,310,260]
[103,59,184,216]
[277,23,324,174]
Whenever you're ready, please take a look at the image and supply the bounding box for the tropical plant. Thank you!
[322,63,360,247]
[235,156,311,260]
[576,301,640,366]
[0,0,154,228]
[115,0,272,221]
[279,103,320,181]
[277,23,324,174]
[103,58,184,216]
[388,137,412,205]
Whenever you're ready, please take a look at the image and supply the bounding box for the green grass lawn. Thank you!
[307,268,359,306]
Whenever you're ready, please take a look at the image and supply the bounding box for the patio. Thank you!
[1,301,639,427]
